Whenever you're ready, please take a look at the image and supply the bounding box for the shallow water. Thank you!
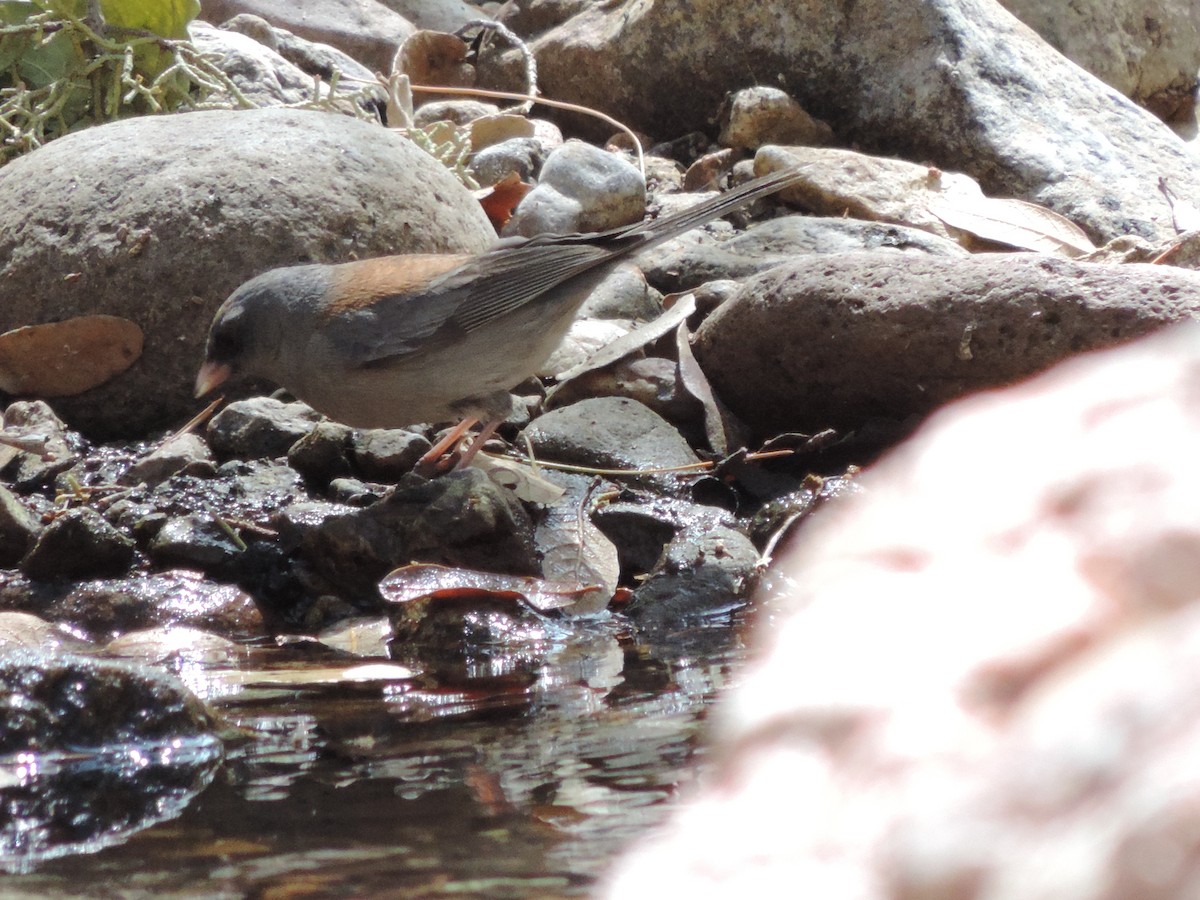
[0,611,748,898]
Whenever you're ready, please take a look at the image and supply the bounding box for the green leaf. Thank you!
[17,28,82,88]
[0,1,41,26]
[100,0,199,39]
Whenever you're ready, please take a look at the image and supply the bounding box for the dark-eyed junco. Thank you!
[196,166,805,466]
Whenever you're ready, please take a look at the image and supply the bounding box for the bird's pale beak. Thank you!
[194,360,232,397]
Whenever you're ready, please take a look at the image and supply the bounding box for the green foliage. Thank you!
[95,0,200,40]
[0,0,207,163]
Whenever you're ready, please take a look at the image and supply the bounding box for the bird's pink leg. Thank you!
[413,416,477,476]
[452,418,502,470]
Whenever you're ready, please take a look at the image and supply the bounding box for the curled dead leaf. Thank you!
[545,293,698,399]
[928,196,1096,257]
[470,114,535,151]
[475,172,532,230]
[395,30,474,96]
[0,315,143,397]
[536,478,619,617]
[380,563,597,613]
[471,452,566,504]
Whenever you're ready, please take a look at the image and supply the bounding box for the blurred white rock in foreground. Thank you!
[604,323,1200,899]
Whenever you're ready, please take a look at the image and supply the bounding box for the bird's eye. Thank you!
[209,312,245,362]
[211,330,241,361]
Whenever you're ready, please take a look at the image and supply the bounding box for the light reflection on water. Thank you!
[0,611,748,898]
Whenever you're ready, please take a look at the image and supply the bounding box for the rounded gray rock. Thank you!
[522,396,699,492]
[504,141,645,237]
[718,86,834,151]
[0,107,495,438]
[694,251,1200,434]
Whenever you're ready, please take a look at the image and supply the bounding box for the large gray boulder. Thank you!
[0,108,495,438]
[530,0,1200,241]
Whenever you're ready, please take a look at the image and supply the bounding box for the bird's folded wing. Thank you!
[344,241,615,369]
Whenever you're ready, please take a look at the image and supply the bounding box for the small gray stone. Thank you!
[0,484,40,567]
[522,397,699,492]
[4,400,80,490]
[718,86,834,150]
[287,421,356,483]
[352,428,433,481]
[122,433,216,487]
[625,523,760,629]
[414,100,501,126]
[207,398,323,460]
[594,497,739,578]
[576,267,662,320]
[148,515,245,569]
[470,137,546,185]
[21,508,135,581]
[504,141,646,237]
[328,477,386,505]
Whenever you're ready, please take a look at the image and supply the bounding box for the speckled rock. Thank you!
[999,0,1200,121]
[694,251,1200,435]
[718,86,834,150]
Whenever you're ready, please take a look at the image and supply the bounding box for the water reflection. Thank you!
[0,736,223,874]
[0,609,748,896]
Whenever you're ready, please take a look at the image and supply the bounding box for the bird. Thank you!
[195,165,806,469]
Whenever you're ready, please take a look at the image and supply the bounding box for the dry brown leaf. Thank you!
[470,114,535,151]
[0,315,143,397]
[475,172,532,230]
[380,563,593,613]
[928,196,1096,257]
[471,452,566,504]
[536,480,619,616]
[394,30,474,92]
[675,320,747,456]
[545,293,698,400]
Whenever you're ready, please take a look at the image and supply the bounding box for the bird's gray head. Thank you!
[195,264,332,397]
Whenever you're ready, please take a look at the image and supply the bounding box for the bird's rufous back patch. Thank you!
[323,254,471,318]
